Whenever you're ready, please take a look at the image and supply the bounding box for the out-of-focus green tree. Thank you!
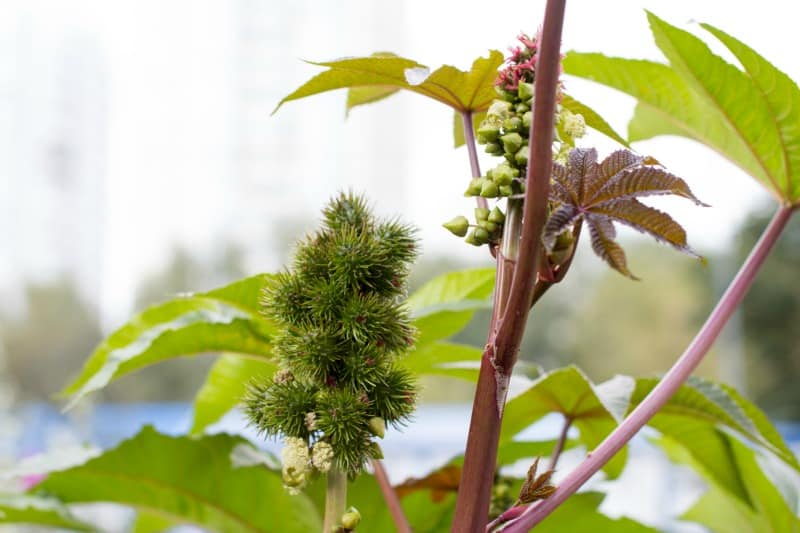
[737,208,800,420]
[0,278,102,401]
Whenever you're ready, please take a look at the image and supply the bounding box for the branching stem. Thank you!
[462,110,488,211]
[502,204,796,532]
[451,2,567,530]
[549,417,572,470]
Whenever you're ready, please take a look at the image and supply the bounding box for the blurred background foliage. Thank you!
[1,203,796,419]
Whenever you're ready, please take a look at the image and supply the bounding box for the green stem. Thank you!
[322,468,347,533]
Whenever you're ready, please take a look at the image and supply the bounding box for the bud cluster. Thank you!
[443,32,586,249]
[245,192,419,491]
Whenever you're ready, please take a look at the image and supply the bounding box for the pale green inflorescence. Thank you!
[443,33,586,248]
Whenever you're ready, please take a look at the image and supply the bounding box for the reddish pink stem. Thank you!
[502,204,795,532]
[372,459,412,533]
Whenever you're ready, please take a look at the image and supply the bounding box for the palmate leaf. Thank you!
[61,275,276,408]
[0,495,94,532]
[501,366,633,478]
[275,51,505,114]
[659,434,800,533]
[33,427,322,533]
[563,13,800,206]
[545,147,703,278]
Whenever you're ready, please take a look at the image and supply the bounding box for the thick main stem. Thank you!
[451,2,567,531]
[322,468,347,533]
[371,459,412,533]
[503,205,795,532]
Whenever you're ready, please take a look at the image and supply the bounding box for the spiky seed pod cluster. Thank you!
[443,32,586,248]
[245,192,419,490]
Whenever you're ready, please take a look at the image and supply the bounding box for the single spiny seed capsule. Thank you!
[488,206,505,224]
[515,145,530,166]
[503,116,523,134]
[474,227,490,244]
[341,507,362,530]
[475,207,490,221]
[443,216,469,237]
[464,178,482,196]
[501,132,523,154]
[368,416,386,438]
[492,164,515,186]
[518,81,534,102]
[485,142,503,156]
[499,185,513,197]
[480,181,499,198]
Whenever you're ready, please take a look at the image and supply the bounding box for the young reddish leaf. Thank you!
[395,465,461,503]
[543,148,703,278]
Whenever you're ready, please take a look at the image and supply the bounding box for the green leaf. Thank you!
[646,12,790,202]
[401,341,482,383]
[700,22,800,203]
[34,427,322,533]
[535,492,657,532]
[132,510,174,533]
[274,51,504,114]
[659,433,800,533]
[501,366,629,478]
[0,495,94,532]
[453,110,486,148]
[190,354,276,434]
[631,376,800,473]
[62,275,275,408]
[562,51,770,195]
[347,86,401,113]
[408,267,495,346]
[560,94,630,148]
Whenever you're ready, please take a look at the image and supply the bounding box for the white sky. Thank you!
[2,0,798,324]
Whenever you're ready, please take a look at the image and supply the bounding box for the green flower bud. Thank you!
[522,111,532,130]
[515,102,530,114]
[484,142,503,156]
[473,227,490,244]
[464,231,480,246]
[518,81,534,102]
[464,178,482,196]
[477,123,500,143]
[515,145,529,166]
[368,416,386,438]
[503,116,523,134]
[501,133,523,155]
[442,216,469,237]
[488,207,505,224]
[519,181,526,193]
[479,220,498,233]
[480,180,499,198]
[341,507,362,530]
[492,164,515,186]
[474,207,490,221]
[499,185,513,197]
[486,100,512,121]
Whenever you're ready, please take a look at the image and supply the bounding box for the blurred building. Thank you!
[0,5,107,312]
